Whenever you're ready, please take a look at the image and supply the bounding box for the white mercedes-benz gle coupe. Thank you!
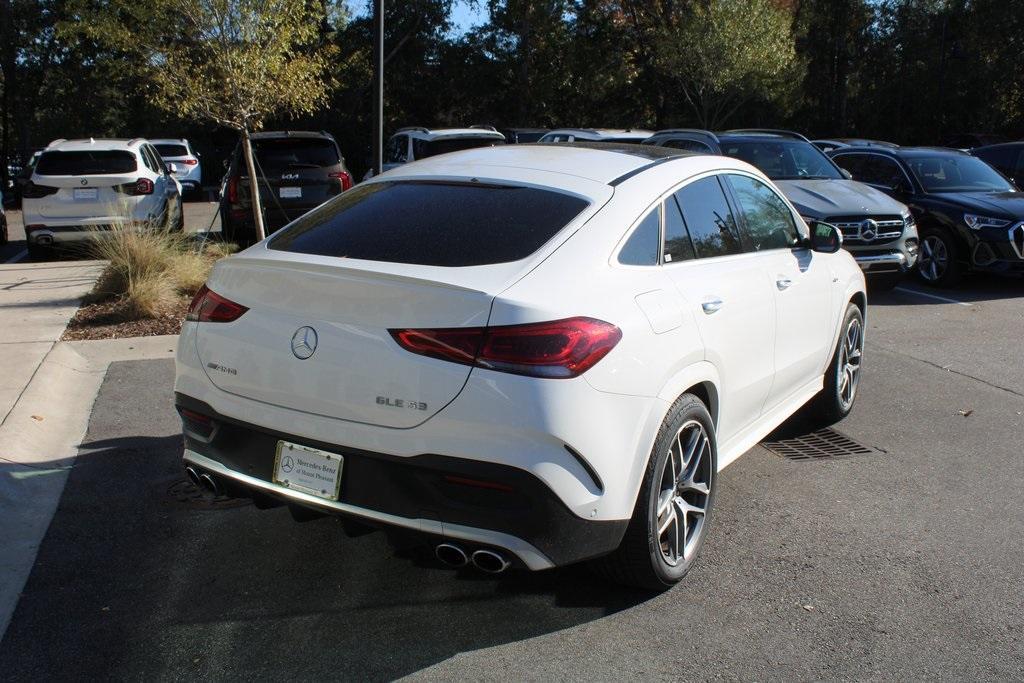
[175,143,866,589]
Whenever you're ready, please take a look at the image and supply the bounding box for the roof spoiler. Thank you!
[396,126,429,134]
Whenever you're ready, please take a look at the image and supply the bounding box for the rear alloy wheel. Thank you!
[810,303,864,424]
[916,229,961,287]
[593,394,716,590]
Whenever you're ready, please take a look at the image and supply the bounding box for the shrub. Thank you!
[86,222,236,319]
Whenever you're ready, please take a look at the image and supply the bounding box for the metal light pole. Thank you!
[372,0,384,176]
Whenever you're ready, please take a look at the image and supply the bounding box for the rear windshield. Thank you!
[154,144,189,157]
[35,150,137,175]
[253,138,340,169]
[413,137,503,159]
[270,181,589,267]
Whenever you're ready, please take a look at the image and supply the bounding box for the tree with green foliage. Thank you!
[69,0,338,240]
[645,0,801,129]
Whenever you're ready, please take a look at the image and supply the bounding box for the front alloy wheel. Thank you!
[837,316,863,412]
[916,230,961,287]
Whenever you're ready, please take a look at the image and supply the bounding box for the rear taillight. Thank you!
[120,178,154,196]
[226,175,239,204]
[390,317,621,379]
[329,171,353,191]
[182,158,199,166]
[186,285,248,323]
[21,182,59,199]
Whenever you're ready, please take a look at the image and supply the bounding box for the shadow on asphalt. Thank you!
[0,427,653,681]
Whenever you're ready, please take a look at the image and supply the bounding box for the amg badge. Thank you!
[376,396,428,411]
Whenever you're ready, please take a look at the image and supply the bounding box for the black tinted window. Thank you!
[270,181,589,267]
[413,137,503,159]
[619,206,661,266]
[385,135,407,163]
[154,144,188,157]
[726,174,800,251]
[831,153,866,178]
[663,197,695,262]
[860,156,907,190]
[253,138,340,169]
[662,139,713,153]
[36,150,137,175]
[674,176,743,258]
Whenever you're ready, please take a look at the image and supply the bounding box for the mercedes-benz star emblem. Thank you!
[859,219,877,241]
[281,455,294,473]
[290,326,318,360]
[80,179,88,185]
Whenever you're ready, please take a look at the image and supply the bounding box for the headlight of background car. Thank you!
[963,213,1011,230]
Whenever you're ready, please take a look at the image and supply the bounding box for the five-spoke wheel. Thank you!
[656,420,712,566]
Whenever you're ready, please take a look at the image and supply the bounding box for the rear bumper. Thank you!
[177,393,629,569]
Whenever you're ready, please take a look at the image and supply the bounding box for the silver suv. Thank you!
[644,129,919,289]
[367,126,506,179]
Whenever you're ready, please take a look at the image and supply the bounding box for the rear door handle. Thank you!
[702,299,723,315]
[776,277,793,291]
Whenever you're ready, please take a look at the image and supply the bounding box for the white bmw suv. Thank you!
[175,144,865,589]
[22,138,183,259]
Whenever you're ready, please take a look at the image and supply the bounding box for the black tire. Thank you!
[809,303,864,425]
[916,227,962,287]
[867,272,903,292]
[593,393,717,590]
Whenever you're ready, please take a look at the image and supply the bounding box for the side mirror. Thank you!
[810,221,843,253]
[840,168,853,180]
[167,162,179,175]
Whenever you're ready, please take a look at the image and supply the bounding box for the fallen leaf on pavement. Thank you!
[30,415,44,421]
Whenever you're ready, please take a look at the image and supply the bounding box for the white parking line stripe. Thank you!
[3,249,27,264]
[894,286,972,307]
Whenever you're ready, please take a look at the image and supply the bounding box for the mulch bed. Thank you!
[61,297,189,341]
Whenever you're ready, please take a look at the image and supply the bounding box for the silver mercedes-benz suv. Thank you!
[644,129,919,289]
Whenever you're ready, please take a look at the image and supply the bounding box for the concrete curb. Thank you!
[0,335,178,638]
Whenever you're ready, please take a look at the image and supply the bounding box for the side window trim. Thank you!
[716,173,757,253]
[665,195,697,262]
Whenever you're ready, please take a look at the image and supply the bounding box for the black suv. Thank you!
[829,146,1024,286]
[971,142,1024,189]
[221,131,351,246]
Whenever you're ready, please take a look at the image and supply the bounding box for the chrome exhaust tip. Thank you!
[435,543,468,568]
[471,549,510,574]
[198,473,220,497]
[184,466,201,487]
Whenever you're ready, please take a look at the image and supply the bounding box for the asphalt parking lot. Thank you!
[0,277,1022,680]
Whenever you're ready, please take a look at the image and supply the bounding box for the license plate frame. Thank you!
[272,440,344,501]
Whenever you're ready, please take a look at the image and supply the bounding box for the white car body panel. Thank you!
[175,145,865,568]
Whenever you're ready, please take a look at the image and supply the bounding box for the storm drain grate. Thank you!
[160,477,251,510]
[762,428,885,462]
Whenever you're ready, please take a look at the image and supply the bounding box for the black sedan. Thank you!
[829,146,1024,286]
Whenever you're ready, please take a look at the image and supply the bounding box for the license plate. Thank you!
[74,188,98,200]
[273,441,343,501]
[279,186,301,199]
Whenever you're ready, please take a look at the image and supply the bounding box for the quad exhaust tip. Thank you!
[471,549,511,574]
[197,472,221,497]
[184,466,201,487]
[435,543,468,568]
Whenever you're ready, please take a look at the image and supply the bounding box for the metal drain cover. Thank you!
[762,428,885,462]
[160,477,251,510]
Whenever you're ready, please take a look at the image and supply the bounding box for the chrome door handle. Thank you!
[702,299,723,315]
[776,277,793,290]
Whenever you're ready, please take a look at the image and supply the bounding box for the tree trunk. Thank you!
[241,127,266,242]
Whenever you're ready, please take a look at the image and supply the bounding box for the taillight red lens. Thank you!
[329,171,353,191]
[186,285,248,323]
[390,317,621,379]
[182,159,199,166]
[227,176,239,204]
[134,178,154,195]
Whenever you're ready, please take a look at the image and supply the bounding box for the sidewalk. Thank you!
[0,259,177,637]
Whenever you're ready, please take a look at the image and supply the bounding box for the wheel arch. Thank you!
[655,361,721,431]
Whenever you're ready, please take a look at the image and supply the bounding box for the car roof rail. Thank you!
[396,126,430,134]
[648,129,720,144]
[725,128,810,142]
[127,137,147,146]
[47,138,67,147]
[470,124,498,132]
